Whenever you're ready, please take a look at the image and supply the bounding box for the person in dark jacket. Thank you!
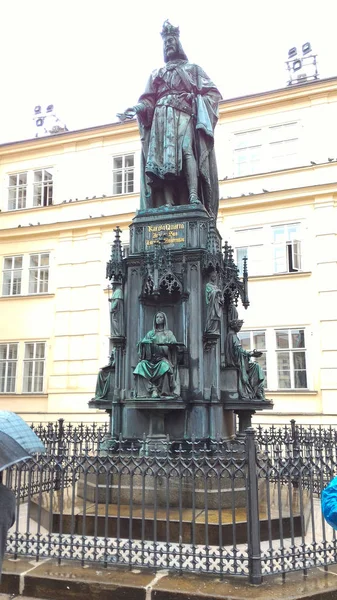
[0,476,16,580]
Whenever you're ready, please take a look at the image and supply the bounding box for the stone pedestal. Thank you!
[90,204,273,451]
[76,459,247,509]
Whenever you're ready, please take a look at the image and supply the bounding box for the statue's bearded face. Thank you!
[163,35,179,61]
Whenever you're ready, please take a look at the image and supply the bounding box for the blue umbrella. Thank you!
[0,411,45,456]
[0,431,31,471]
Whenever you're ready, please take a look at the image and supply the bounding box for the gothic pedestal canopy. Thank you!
[89,204,273,447]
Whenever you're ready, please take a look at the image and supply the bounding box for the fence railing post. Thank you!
[290,418,297,442]
[57,418,65,455]
[246,427,262,585]
[54,418,65,491]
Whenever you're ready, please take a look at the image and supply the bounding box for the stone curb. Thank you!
[2,558,337,599]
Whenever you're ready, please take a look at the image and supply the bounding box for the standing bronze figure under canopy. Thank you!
[109,283,124,337]
[205,271,223,334]
[118,20,222,217]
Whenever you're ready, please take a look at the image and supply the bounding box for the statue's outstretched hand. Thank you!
[251,349,263,358]
[116,107,137,122]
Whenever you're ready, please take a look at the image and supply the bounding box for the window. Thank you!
[0,344,18,393]
[235,228,263,276]
[2,256,23,296]
[276,329,307,389]
[2,253,50,296]
[7,169,53,211]
[233,130,262,177]
[112,154,134,195]
[236,246,263,277]
[232,121,300,177]
[272,223,301,273]
[33,169,53,207]
[239,330,268,388]
[269,122,299,170]
[8,173,27,210]
[233,223,304,277]
[29,253,49,294]
[23,342,45,393]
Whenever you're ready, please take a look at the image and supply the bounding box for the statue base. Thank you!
[76,457,247,509]
[89,204,273,446]
[124,398,185,456]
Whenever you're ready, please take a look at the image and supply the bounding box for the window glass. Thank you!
[291,329,305,348]
[276,331,289,349]
[239,331,251,351]
[253,331,265,350]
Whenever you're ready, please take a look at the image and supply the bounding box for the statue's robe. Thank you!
[205,281,223,334]
[134,313,180,397]
[110,288,123,337]
[225,331,265,400]
[136,59,222,217]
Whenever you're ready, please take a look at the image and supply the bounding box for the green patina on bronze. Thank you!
[118,20,221,217]
[94,352,115,401]
[134,312,180,398]
[90,20,273,444]
[225,308,265,401]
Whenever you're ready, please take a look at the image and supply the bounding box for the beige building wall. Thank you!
[216,78,337,424]
[0,78,336,423]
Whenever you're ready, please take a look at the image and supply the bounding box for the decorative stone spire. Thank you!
[106,226,125,283]
[207,219,221,255]
[223,241,249,309]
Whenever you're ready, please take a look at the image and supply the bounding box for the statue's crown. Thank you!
[161,20,180,38]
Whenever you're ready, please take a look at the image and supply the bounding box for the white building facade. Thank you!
[0,77,336,424]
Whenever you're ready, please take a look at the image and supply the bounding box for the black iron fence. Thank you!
[29,419,110,455]
[2,422,337,584]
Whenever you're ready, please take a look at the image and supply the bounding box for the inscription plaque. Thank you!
[145,222,186,249]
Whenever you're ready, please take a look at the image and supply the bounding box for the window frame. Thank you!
[236,244,264,277]
[28,253,50,295]
[33,168,53,207]
[233,129,262,177]
[269,122,299,170]
[232,121,300,177]
[112,154,135,195]
[275,328,307,390]
[22,342,46,394]
[234,227,264,277]
[0,343,18,393]
[8,172,28,211]
[2,253,51,297]
[2,255,23,296]
[272,223,302,274]
[7,168,54,211]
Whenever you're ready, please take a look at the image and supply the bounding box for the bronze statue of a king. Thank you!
[118,20,222,217]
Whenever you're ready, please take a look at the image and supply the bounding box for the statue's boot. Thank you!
[189,192,201,204]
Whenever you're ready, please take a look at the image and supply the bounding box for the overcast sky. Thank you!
[0,0,336,143]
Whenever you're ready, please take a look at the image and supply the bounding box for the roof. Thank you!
[1,75,337,151]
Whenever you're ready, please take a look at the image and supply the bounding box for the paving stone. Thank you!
[3,559,337,600]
